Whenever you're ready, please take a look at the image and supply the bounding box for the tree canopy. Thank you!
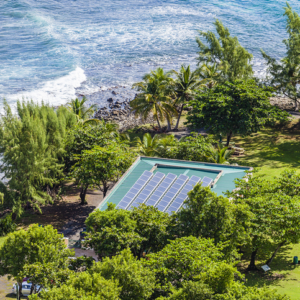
[0,224,74,296]
[261,3,300,111]
[0,101,77,215]
[186,80,289,145]
[197,19,253,82]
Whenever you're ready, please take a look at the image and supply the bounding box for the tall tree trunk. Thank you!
[295,99,299,111]
[226,131,233,146]
[80,185,88,205]
[102,182,109,198]
[174,104,184,130]
[166,117,172,132]
[247,248,259,271]
[156,115,162,131]
[266,241,286,266]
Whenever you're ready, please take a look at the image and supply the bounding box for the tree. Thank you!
[71,143,133,204]
[145,236,239,298]
[133,133,164,156]
[92,249,155,300]
[197,19,253,82]
[0,224,74,297]
[198,62,221,88]
[29,272,121,300]
[64,121,119,172]
[131,204,174,258]
[164,281,289,300]
[207,143,233,164]
[227,171,300,270]
[131,68,177,131]
[172,65,204,130]
[261,4,300,111]
[0,101,77,216]
[85,205,143,260]
[164,133,215,161]
[186,80,289,146]
[177,185,251,261]
[67,97,98,120]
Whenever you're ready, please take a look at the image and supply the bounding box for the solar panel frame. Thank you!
[116,171,153,210]
[145,173,177,207]
[128,172,165,210]
[166,175,201,214]
[156,174,189,212]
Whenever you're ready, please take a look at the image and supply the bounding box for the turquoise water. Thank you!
[1,0,299,107]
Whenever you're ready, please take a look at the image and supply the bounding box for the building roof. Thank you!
[97,156,251,211]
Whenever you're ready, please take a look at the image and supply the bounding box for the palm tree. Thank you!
[133,133,177,157]
[67,97,98,122]
[198,63,221,89]
[172,65,205,130]
[207,143,233,164]
[133,133,163,156]
[131,68,177,132]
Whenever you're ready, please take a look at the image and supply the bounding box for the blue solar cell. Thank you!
[128,172,165,210]
[202,176,213,187]
[145,173,177,207]
[155,174,189,212]
[117,171,153,209]
[166,176,201,214]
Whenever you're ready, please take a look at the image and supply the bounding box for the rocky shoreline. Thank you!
[94,98,155,131]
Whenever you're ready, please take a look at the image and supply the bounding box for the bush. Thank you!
[0,213,16,236]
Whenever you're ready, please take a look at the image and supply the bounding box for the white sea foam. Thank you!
[6,67,86,106]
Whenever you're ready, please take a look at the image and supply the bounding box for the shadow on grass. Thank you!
[234,133,300,170]
[243,245,298,288]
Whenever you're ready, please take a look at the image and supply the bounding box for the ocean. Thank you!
[1,0,299,108]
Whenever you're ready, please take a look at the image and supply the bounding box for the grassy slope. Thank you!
[231,126,300,180]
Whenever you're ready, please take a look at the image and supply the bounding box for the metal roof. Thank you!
[97,156,251,211]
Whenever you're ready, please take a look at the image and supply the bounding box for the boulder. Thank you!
[107,98,113,102]
[112,91,117,95]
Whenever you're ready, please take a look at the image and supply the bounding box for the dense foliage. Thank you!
[0,101,77,215]
[196,19,253,82]
[186,80,289,145]
[262,3,300,111]
[0,224,74,296]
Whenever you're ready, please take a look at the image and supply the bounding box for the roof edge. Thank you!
[140,156,251,170]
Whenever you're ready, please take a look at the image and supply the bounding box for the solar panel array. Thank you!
[156,174,189,212]
[117,170,213,213]
[166,175,201,214]
[116,170,153,209]
[145,173,177,207]
[129,172,165,209]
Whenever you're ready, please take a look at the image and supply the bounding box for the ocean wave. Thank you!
[5,67,86,106]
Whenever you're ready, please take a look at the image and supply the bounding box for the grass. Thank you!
[242,243,300,299]
[231,124,300,180]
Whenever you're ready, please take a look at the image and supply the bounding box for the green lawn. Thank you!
[231,126,300,180]
[243,243,300,299]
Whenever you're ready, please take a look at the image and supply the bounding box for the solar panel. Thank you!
[117,171,153,209]
[145,173,177,207]
[166,175,201,214]
[156,174,189,212]
[202,176,213,187]
[128,172,165,209]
